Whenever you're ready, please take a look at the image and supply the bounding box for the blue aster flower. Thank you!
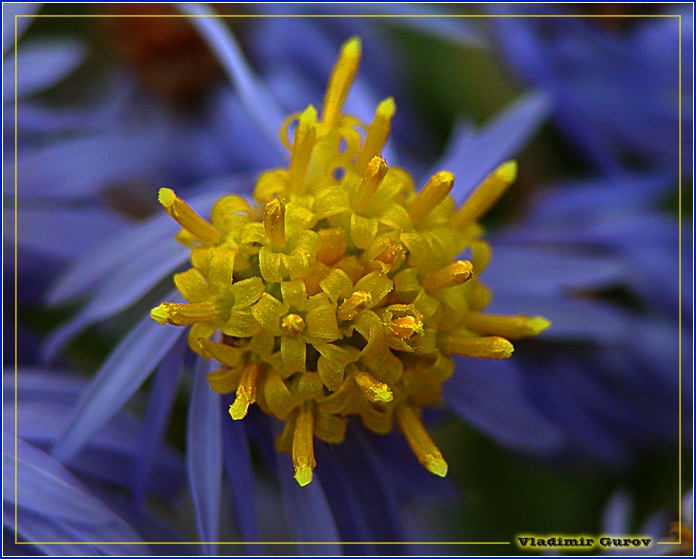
[488,3,692,176]
[5,367,190,555]
[40,16,559,551]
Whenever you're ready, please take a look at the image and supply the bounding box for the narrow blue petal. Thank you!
[482,244,626,294]
[14,206,129,261]
[132,336,186,509]
[526,367,632,466]
[277,452,341,554]
[315,427,408,552]
[187,356,223,555]
[177,3,286,158]
[313,444,372,548]
[51,308,185,462]
[13,131,167,201]
[42,240,188,360]
[14,401,184,500]
[221,414,260,544]
[7,39,86,101]
[2,3,42,54]
[46,190,223,305]
[430,91,551,199]
[6,438,149,554]
[601,490,632,535]
[309,3,488,47]
[9,369,84,402]
[446,357,565,453]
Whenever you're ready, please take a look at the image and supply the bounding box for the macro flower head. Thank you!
[149,36,550,486]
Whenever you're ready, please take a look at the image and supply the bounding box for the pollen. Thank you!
[151,37,549,486]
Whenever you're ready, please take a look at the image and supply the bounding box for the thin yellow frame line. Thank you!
[657,12,685,546]
[11,9,685,548]
[13,12,19,548]
[22,14,681,18]
[15,541,510,545]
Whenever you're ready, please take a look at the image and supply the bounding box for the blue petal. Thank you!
[307,3,488,47]
[13,206,129,261]
[46,189,223,305]
[2,3,42,54]
[5,437,149,554]
[14,401,184,501]
[132,336,186,509]
[51,308,185,462]
[430,91,551,199]
[12,121,172,200]
[43,239,188,360]
[482,244,626,294]
[176,3,286,158]
[315,427,408,552]
[277,451,341,554]
[187,356,224,555]
[221,413,260,544]
[446,357,565,453]
[6,39,86,101]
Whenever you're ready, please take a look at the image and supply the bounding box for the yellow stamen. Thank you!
[467,313,551,340]
[282,313,306,336]
[150,302,220,326]
[357,97,396,172]
[337,290,373,321]
[389,315,425,340]
[408,171,455,226]
[158,188,221,244]
[322,37,361,126]
[264,198,287,250]
[354,371,393,404]
[454,160,517,227]
[440,334,514,360]
[292,403,316,487]
[353,156,388,214]
[395,405,448,477]
[229,363,260,420]
[422,260,474,292]
[288,106,317,192]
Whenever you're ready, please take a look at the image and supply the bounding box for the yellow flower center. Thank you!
[151,37,550,486]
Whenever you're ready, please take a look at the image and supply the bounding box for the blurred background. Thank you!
[5,2,693,555]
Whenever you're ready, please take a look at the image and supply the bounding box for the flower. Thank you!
[46,30,556,550]
[148,36,550,485]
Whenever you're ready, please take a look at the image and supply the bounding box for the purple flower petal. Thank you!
[177,3,286,157]
[51,308,185,462]
[187,356,224,555]
[222,416,260,544]
[2,3,42,54]
[7,39,86,101]
[5,437,149,554]
[132,336,186,509]
[277,452,341,554]
[46,189,223,305]
[430,91,551,199]
[446,357,565,453]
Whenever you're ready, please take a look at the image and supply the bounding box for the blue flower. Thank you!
[39,14,556,551]
[488,3,692,176]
